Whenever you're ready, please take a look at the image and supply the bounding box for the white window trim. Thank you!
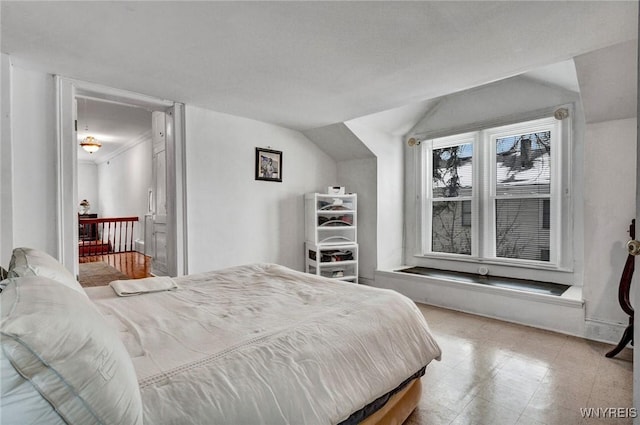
[422,132,477,258]
[414,106,573,279]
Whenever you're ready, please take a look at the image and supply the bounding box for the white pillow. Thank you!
[7,247,85,296]
[1,348,65,425]
[0,276,143,425]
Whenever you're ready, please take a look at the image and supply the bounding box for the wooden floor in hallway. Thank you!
[79,251,152,285]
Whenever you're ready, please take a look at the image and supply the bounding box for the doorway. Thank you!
[55,77,187,279]
[75,96,153,283]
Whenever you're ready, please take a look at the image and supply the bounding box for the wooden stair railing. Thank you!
[79,216,139,257]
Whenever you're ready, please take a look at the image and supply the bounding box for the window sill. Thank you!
[378,268,583,308]
[410,254,574,285]
[413,253,572,272]
[397,266,570,296]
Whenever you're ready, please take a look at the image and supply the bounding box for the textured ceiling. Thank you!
[2,1,637,132]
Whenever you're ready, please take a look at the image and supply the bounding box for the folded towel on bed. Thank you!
[109,276,178,297]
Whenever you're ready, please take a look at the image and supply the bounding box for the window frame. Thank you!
[422,132,478,259]
[417,109,572,275]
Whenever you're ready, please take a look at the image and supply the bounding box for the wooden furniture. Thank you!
[305,193,358,283]
[606,219,635,358]
[360,379,422,425]
[78,213,98,240]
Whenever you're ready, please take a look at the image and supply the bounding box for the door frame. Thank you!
[55,77,187,277]
[634,10,640,415]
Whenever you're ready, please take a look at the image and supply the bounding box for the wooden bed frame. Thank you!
[362,378,422,425]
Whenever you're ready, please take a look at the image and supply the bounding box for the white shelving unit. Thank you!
[305,193,358,283]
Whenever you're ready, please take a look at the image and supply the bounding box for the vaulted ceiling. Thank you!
[2,1,637,135]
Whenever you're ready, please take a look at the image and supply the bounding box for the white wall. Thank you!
[583,118,637,335]
[336,158,377,283]
[1,54,14,265]
[185,105,337,273]
[97,135,152,243]
[3,61,57,257]
[78,162,99,213]
[0,60,339,275]
[344,121,405,271]
[0,60,153,262]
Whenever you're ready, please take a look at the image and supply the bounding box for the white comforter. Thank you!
[85,263,441,425]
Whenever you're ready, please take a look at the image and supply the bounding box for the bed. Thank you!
[1,248,441,425]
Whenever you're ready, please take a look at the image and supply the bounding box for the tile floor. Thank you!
[406,304,634,425]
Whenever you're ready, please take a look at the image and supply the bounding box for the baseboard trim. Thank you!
[358,276,374,286]
[584,317,630,346]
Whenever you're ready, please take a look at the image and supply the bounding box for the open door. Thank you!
[56,77,187,278]
[147,105,186,277]
[149,110,168,276]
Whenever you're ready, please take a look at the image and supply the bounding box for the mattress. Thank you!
[85,263,441,424]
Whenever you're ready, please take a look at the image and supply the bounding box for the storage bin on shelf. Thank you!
[305,193,357,245]
[305,192,358,283]
[305,242,358,283]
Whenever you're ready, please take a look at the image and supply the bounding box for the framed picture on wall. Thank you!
[255,147,283,182]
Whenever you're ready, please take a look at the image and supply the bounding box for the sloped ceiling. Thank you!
[574,40,638,124]
[408,74,581,138]
[303,99,436,160]
[2,1,637,132]
[304,123,374,162]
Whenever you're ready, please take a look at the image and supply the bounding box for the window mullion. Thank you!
[479,129,494,260]
[550,118,563,266]
[421,141,431,255]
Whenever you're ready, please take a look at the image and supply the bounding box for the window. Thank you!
[430,139,474,254]
[421,115,568,269]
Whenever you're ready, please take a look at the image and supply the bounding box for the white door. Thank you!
[150,111,168,276]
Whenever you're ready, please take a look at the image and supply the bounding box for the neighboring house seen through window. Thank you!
[420,115,567,269]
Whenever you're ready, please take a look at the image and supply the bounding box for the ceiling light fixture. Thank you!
[80,136,102,153]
